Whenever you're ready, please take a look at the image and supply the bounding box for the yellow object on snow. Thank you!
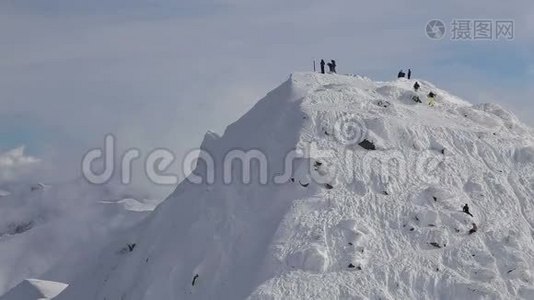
[428,96,436,107]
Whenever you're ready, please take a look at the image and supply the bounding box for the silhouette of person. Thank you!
[407,69,412,79]
[414,81,420,91]
[398,70,405,78]
[331,60,337,73]
[320,59,325,74]
[463,204,473,217]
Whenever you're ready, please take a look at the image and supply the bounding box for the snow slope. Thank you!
[57,72,534,299]
[1,279,67,300]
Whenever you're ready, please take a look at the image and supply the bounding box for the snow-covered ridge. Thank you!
[1,279,67,300]
[54,72,534,300]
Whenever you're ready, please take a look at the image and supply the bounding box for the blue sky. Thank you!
[0,116,44,152]
[0,0,532,186]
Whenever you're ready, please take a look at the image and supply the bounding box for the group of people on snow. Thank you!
[398,69,412,79]
[320,59,337,74]
[406,72,437,107]
[315,63,439,107]
[412,80,437,107]
[412,87,437,106]
[406,71,437,107]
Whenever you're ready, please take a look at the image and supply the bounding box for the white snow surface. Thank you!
[56,72,534,299]
[1,279,67,300]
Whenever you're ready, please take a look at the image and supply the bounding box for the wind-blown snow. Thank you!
[54,72,534,299]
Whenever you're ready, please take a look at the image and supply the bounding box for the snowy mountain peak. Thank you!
[1,279,67,300]
[55,73,534,300]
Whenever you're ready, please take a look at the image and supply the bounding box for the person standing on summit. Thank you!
[398,70,405,78]
[320,59,325,74]
[327,61,334,73]
[331,60,337,73]
[407,69,412,79]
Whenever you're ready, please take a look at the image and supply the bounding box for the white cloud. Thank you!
[0,147,41,182]
[0,147,39,166]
